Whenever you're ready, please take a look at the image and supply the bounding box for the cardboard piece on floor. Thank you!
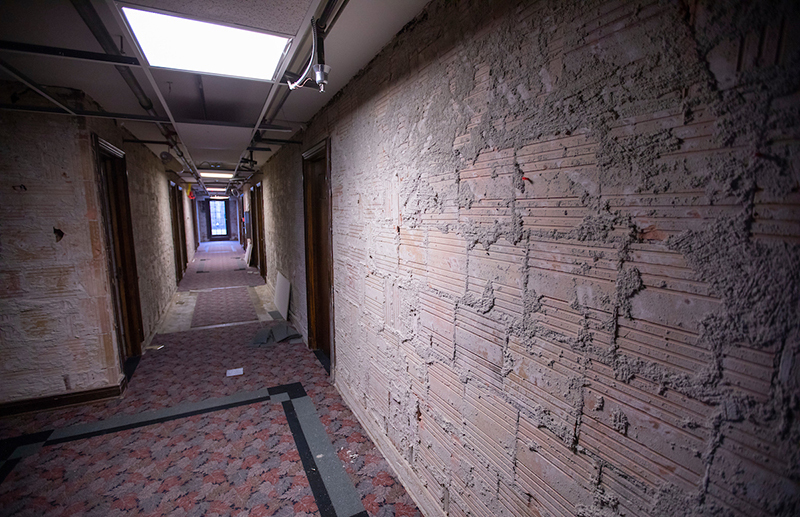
[275,271,290,320]
[226,368,243,377]
[244,239,253,266]
[250,324,301,347]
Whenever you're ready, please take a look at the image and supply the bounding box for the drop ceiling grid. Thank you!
[120,0,315,36]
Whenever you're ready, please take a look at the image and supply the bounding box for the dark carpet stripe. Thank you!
[0,459,20,483]
[283,399,336,517]
[45,394,273,446]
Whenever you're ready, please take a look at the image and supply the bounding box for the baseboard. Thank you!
[0,377,128,417]
[336,381,444,517]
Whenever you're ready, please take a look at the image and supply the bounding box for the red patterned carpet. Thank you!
[178,241,265,292]
[0,243,422,517]
[191,287,258,328]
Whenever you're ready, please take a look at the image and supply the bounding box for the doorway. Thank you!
[190,194,199,250]
[169,182,188,283]
[93,136,144,366]
[303,139,334,363]
[249,184,267,280]
[206,198,230,240]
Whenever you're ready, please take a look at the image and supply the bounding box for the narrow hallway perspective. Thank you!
[0,242,420,516]
[2,0,798,515]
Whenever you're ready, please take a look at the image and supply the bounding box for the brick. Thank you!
[463,383,518,483]
[515,413,595,516]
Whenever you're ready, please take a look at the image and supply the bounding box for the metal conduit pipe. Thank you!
[262,0,347,127]
[69,0,202,187]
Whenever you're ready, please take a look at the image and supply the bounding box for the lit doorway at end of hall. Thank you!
[209,198,229,240]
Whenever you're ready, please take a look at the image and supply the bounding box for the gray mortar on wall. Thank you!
[259,0,800,515]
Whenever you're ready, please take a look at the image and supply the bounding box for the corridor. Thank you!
[0,241,421,516]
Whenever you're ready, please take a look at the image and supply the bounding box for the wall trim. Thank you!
[0,377,128,417]
[336,381,445,517]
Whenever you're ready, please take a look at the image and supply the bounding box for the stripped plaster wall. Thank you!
[113,121,179,341]
[0,88,181,403]
[258,145,309,341]
[260,0,800,515]
[197,199,210,242]
[182,186,196,263]
[229,196,240,242]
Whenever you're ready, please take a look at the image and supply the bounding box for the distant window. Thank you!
[210,200,227,236]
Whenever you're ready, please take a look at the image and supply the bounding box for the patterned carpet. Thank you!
[0,246,422,517]
[2,402,316,517]
[178,241,266,292]
[191,287,258,328]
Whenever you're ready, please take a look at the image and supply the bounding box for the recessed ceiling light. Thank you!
[199,171,234,179]
[122,7,290,81]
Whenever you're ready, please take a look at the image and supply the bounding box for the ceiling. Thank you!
[0,0,429,194]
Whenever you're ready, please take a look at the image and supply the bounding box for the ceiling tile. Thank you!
[122,0,314,37]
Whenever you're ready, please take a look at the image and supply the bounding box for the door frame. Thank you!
[206,198,231,240]
[168,181,187,283]
[302,138,335,372]
[190,195,199,250]
[250,184,267,280]
[93,135,144,364]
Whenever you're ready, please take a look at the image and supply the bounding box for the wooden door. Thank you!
[303,140,333,359]
[169,182,187,283]
[238,195,246,247]
[190,195,199,250]
[250,184,267,280]
[94,136,144,362]
[177,187,187,268]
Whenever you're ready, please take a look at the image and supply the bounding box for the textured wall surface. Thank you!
[258,147,309,341]
[183,187,196,262]
[0,97,180,403]
[110,122,179,340]
[261,0,800,515]
[0,112,122,401]
[198,199,209,242]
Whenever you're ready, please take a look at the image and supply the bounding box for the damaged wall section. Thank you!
[0,84,187,404]
[258,0,800,515]
[257,144,309,341]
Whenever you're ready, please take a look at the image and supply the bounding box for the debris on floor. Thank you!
[250,323,302,347]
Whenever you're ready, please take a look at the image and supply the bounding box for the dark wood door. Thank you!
[177,187,187,268]
[238,195,246,247]
[250,184,267,280]
[190,195,199,250]
[303,140,333,358]
[94,136,144,362]
[169,182,187,283]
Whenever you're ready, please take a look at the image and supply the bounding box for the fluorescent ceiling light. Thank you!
[211,196,229,200]
[122,7,289,81]
[199,171,234,179]
[207,187,228,192]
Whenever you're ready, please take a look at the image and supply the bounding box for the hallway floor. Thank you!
[0,242,422,517]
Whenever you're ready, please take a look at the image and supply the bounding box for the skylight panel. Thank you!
[122,7,289,81]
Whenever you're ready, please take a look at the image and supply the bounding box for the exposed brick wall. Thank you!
[0,101,182,403]
[110,122,179,340]
[0,112,122,401]
[260,0,800,514]
[257,147,309,341]
[198,199,209,242]
[228,196,240,241]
